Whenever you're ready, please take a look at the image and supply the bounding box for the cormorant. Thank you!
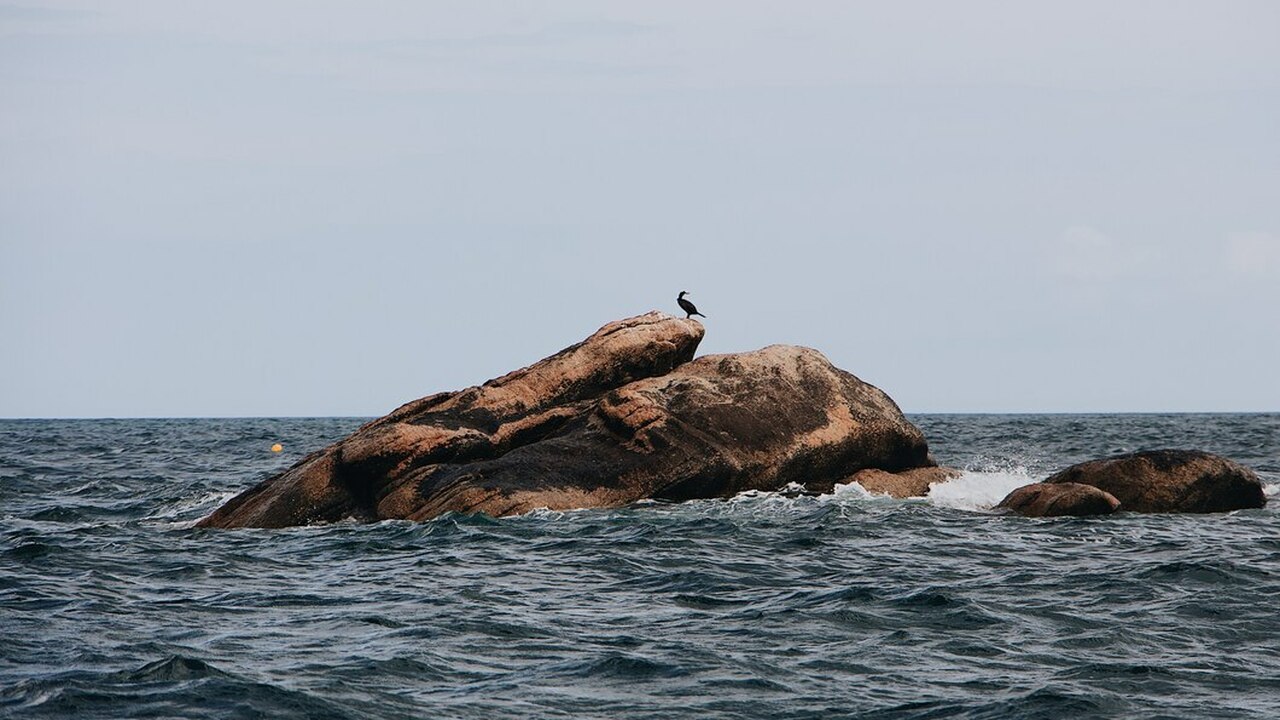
[677,290,705,319]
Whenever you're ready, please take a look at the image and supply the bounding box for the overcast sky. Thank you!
[2,1,1277,417]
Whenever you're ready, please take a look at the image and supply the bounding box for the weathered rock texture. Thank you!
[199,312,936,528]
[1043,449,1266,514]
[840,466,962,498]
[997,482,1121,517]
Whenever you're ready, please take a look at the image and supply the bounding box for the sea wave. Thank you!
[3,415,1279,719]
[923,468,1039,511]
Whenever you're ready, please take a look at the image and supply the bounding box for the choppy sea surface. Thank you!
[2,414,1278,719]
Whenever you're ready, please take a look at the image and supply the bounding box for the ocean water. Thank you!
[2,414,1278,719]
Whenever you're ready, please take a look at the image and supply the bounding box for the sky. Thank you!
[2,1,1278,417]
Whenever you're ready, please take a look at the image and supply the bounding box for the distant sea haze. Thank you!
[2,413,1278,719]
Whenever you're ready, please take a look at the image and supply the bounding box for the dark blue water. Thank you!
[2,414,1278,719]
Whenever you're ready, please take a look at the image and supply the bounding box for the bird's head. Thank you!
[678,290,688,298]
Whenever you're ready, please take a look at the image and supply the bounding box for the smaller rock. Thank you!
[843,466,962,498]
[1044,449,1266,514]
[997,482,1120,517]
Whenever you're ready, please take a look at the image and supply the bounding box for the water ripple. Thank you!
[1,415,1278,719]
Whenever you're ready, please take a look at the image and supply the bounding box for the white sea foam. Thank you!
[827,481,876,500]
[716,470,1042,513]
[924,468,1041,512]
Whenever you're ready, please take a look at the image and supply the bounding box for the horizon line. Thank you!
[2,410,1277,421]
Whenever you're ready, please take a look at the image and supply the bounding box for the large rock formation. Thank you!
[997,482,1121,517]
[1042,449,1266,514]
[199,312,937,528]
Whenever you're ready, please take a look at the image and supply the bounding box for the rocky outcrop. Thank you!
[1043,449,1266,514]
[199,312,936,528]
[841,466,962,498]
[997,482,1121,517]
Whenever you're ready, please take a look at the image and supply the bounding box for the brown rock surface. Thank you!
[997,482,1121,517]
[1043,449,1266,514]
[199,312,935,528]
[841,466,962,498]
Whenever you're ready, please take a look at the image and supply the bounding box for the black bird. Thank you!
[677,290,705,319]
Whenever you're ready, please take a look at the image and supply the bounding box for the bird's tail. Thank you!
[695,312,706,318]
